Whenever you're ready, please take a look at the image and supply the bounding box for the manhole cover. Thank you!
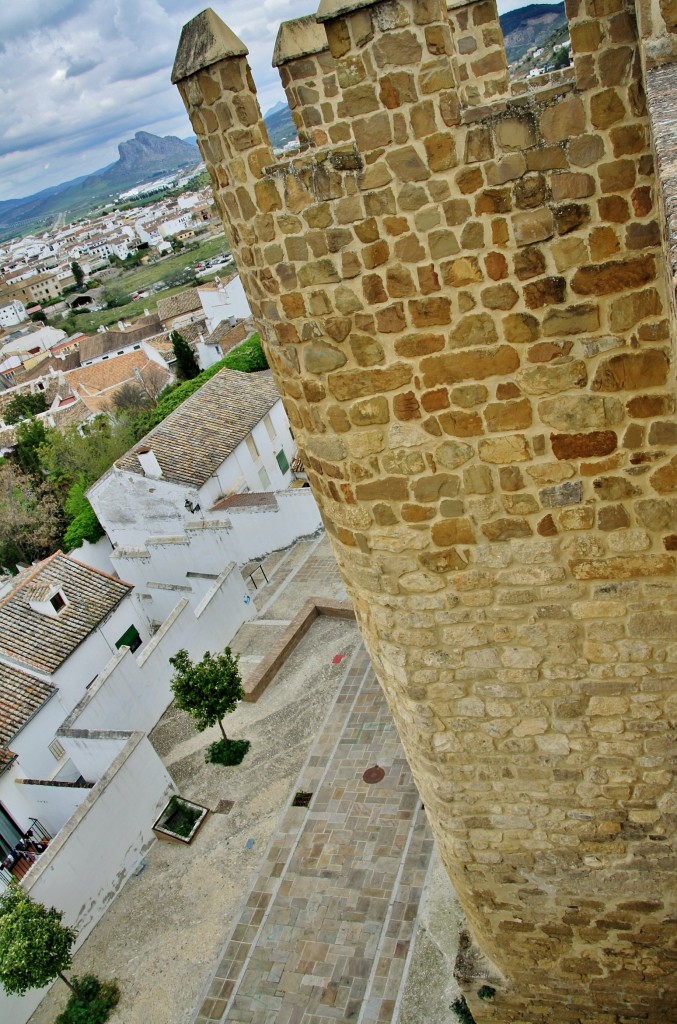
[363,765,385,784]
[292,791,313,807]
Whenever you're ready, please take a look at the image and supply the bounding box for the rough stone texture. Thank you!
[174,0,677,1019]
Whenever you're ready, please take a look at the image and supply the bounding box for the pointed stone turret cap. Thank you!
[273,15,329,67]
[171,8,248,84]
[316,0,382,23]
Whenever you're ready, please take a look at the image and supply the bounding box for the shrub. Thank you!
[55,975,120,1024]
[205,738,250,766]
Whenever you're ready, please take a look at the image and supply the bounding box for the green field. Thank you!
[116,234,230,292]
[67,235,232,333]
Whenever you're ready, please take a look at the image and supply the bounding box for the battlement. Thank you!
[173,0,677,1020]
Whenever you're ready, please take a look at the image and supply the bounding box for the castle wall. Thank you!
[172,1,677,1019]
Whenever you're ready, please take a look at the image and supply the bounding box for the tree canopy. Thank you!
[171,330,200,381]
[4,392,48,425]
[0,885,77,998]
[169,647,244,743]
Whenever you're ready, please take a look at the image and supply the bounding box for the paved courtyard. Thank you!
[29,533,463,1024]
[194,644,434,1024]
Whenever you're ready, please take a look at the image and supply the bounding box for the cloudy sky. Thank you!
[0,0,536,203]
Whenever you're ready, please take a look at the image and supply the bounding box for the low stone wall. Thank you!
[243,598,356,701]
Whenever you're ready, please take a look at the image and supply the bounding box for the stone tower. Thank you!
[172,1,677,1019]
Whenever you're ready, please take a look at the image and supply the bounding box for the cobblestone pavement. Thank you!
[193,643,435,1024]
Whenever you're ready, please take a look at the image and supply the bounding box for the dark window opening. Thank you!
[116,625,142,652]
[50,592,66,613]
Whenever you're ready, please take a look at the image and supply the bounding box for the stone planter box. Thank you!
[152,795,209,844]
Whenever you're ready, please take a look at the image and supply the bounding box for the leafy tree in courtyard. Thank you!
[171,330,200,380]
[170,647,243,741]
[0,884,78,998]
[169,647,249,765]
[4,392,48,424]
[70,261,85,289]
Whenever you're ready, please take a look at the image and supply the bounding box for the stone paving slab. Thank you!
[192,644,434,1024]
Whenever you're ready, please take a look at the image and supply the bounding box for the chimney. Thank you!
[136,445,163,479]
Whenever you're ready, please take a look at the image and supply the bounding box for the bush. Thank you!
[205,738,250,766]
[451,996,476,1024]
[54,976,119,1024]
[225,333,268,372]
[62,483,104,551]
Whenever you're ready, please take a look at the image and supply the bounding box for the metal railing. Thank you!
[0,818,52,887]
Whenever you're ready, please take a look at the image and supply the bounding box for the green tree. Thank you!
[4,392,48,424]
[62,481,104,551]
[70,261,85,289]
[0,884,78,998]
[15,417,48,479]
[171,330,200,380]
[37,417,136,502]
[0,463,64,571]
[169,647,244,743]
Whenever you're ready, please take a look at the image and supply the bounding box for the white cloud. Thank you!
[0,0,312,201]
[0,0,539,202]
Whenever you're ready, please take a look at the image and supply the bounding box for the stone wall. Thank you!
[172,1,677,1019]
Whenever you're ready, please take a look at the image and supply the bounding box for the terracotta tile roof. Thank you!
[115,368,280,488]
[178,319,208,344]
[0,551,132,675]
[205,319,253,356]
[0,748,17,771]
[17,352,80,382]
[156,287,201,325]
[211,491,277,512]
[0,661,54,765]
[78,314,163,362]
[65,350,172,410]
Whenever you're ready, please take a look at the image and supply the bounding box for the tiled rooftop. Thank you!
[211,491,278,512]
[157,287,202,325]
[65,350,172,410]
[79,314,163,362]
[114,368,281,488]
[0,552,132,675]
[0,661,55,767]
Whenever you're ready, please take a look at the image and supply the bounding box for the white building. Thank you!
[198,274,250,333]
[0,552,148,849]
[88,368,296,547]
[0,300,27,328]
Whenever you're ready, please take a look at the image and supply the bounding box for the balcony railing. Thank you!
[0,818,52,887]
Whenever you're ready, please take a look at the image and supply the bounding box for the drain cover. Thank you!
[363,764,385,784]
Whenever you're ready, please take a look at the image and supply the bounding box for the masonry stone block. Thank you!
[173,0,677,1017]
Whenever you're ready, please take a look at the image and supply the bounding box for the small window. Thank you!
[115,625,142,652]
[49,738,65,761]
[50,591,66,613]
[276,449,290,474]
[246,435,259,460]
[263,414,276,441]
[258,466,271,489]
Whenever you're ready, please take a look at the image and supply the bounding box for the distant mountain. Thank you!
[499,2,566,63]
[0,132,200,240]
[264,101,288,118]
[106,131,198,183]
[264,104,297,150]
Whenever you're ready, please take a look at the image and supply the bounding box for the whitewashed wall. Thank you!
[88,400,296,548]
[58,564,253,764]
[70,535,114,574]
[110,488,322,592]
[0,733,175,1024]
